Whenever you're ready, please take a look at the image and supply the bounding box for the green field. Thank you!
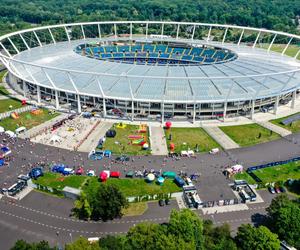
[33,172,88,190]
[35,173,182,197]
[0,99,23,113]
[0,108,60,130]
[102,124,150,155]
[83,177,181,197]
[258,44,300,60]
[220,123,280,147]
[164,127,220,153]
[234,161,300,185]
[270,113,300,133]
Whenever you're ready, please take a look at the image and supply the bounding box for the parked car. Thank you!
[158,199,165,207]
[268,186,276,194]
[165,199,171,205]
[275,187,281,193]
[75,167,84,175]
[116,155,130,162]
[110,171,121,178]
[87,170,95,176]
[174,176,185,187]
[279,186,286,193]
[28,168,43,179]
[126,171,134,178]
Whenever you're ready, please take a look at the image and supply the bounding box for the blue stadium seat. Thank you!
[143,45,154,52]
[155,44,167,53]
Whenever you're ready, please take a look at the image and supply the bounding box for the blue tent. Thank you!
[0,159,4,166]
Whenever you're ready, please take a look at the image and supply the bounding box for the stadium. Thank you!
[0,21,300,122]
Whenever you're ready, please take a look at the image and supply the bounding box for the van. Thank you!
[174,176,185,187]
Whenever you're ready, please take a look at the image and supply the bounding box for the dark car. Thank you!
[279,186,286,193]
[116,155,130,162]
[159,199,165,207]
[268,186,275,194]
[165,199,171,205]
[28,167,43,179]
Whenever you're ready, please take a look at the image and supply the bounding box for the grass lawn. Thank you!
[258,44,300,60]
[270,113,300,133]
[102,124,150,155]
[83,177,182,197]
[164,127,220,153]
[0,99,23,113]
[220,123,280,147]
[122,202,148,216]
[0,108,60,131]
[254,161,300,184]
[234,172,257,184]
[33,172,88,190]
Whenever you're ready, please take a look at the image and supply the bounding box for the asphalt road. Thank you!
[0,132,299,249]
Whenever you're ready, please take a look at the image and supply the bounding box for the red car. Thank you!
[110,171,121,178]
[275,187,281,193]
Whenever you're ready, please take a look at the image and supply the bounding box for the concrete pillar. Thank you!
[93,97,96,107]
[193,103,196,124]
[274,96,279,115]
[291,90,297,109]
[22,81,26,98]
[37,85,41,103]
[250,99,255,120]
[77,94,81,113]
[161,102,164,124]
[55,90,59,109]
[223,102,227,121]
[102,98,106,117]
[131,100,134,121]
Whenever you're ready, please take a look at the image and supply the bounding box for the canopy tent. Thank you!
[5,130,16,138]
[15,126,26,134]
[0,159,4,166]
[99,171,108,182]
[157,176,165,185]
[49,135,62,143]
[0,126,5,133]
[146,173,155,182]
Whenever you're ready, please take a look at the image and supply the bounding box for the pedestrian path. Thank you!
[78,121,113,152]
[19,113,69,139]
[203,126,239,150]
[255,120,292,137]
[149,126,168,155]
[201,203,249,215]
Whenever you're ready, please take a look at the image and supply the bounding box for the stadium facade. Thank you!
[0,21,300,122]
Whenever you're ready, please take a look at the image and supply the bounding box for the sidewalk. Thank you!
[255,120,292,137]
[149,126,168,155]
[78,121,113,152]
[203,126,240,150]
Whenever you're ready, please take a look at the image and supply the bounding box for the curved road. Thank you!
[0,132,299,249]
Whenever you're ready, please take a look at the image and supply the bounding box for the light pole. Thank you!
[69,232,73,243]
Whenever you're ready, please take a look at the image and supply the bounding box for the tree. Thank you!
[203,220,237,250]
[73,191,92,220]
[235,224,280,250]
[65,236,100,250]
[11,240,57,250]
[99,235,126,250]
[266,194,300,248]
[89,184,128,221]
[168,209,204,250]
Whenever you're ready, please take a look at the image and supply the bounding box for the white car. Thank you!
[87,170,95,176]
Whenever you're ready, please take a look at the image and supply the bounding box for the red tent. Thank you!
[21,100,27,106]
[99,171,108,182]
[170,143,175,151]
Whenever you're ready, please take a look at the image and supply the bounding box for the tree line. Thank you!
[0,0,299,36]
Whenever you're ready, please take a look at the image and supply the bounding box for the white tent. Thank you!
[15,126,26,135]
[5,130,16,138]
[0,126,4,133]
[49,135,61,143]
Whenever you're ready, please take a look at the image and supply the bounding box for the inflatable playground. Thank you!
[10,108,44,120]
[127,124,149,150]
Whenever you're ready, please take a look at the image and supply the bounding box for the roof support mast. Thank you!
[191,25,196,40]
[161,23,164,42]
[7,37,19,54]
[268,34,277,52]
[48,28,56,44]
[64,26,70,42]
[130,23,133,40]
[252,31,261,48]
[19,34,30,50]
[282,37,293,55]
[145,22,148,39]
[176,24,180,40]
[0,42,12,57]
[81,25,86,40]
[114,23,117,39]
[238,29,244,46]
[98,24,102,39]
[222,28,228,45]
[206,26,212,42]
[33,31,42,47]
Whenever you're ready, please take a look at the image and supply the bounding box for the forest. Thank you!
[0,0,299,36]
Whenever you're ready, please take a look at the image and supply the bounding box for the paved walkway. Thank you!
[256,121,292,137]
[19,113,69,139]
[78,121,113,152]
[201,204,249,215]
[203,126,240,150]
[149,126,168,155]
